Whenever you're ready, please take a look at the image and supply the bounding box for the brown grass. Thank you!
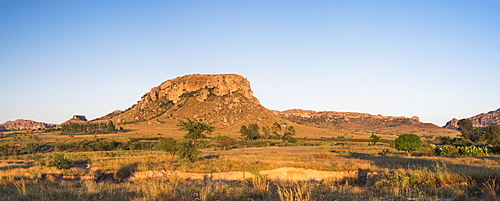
[0,128,498,200]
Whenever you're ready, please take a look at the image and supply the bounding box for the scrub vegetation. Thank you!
[1,120,500,200]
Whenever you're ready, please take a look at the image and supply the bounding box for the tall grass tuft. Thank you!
[481,178,499,201]
[276,182,312,201]
[11,178,27,195]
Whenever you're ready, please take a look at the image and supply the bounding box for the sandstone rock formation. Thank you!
[444,108,500,129]
[145,74,258,104]
[278,109,457,136]
[72,115,87,121]
[110,74,281,128]
[62,115,88,124]
[0,119,57,132]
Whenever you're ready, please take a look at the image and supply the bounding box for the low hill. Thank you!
[277,109,459,137]
[444,108,500,129]
[0,119,57,132]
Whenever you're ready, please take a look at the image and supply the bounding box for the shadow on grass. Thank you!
[343,152,500,181]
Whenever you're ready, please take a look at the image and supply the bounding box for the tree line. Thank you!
[240,122,296,142]
[457,119,500,145]
[61,121,116,134]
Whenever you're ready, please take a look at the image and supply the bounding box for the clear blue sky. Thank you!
[1,0,499,126]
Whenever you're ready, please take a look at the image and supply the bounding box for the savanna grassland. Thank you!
[1,125,500,201]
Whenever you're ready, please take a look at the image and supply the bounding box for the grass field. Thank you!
[0,124,497,200]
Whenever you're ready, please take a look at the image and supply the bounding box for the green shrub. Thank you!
[458,146,488,156]
[48,154,74,169]
[114,163,137,181]
[420,144,437,156]
[435,145,459,156]
[378,149,393,156]
[395,134,422,156]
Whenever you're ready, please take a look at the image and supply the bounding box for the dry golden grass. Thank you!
[0,125,497,200]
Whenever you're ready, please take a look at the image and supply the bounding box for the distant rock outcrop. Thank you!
[0,119,57,132]
[72,115,87,121]
[62,115,88,124]
[110,74,281,128]
[278,109,457,136]
[444,108,500,129]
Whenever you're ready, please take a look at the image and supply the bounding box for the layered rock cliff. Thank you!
[444,108,500,129]
[0,119,57,132]
[110,74,280,128]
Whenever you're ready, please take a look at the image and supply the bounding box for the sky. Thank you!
[1,0,499,126]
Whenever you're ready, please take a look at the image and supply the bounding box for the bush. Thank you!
[488,146,500,154]
[458,146,488,156]
[48,154,74,169]
[114,163,137,181]
[452,139,474,146]
[378,149,393,156]
[435,145,459,156]
[395,134,422,156]
[420,144,437,156]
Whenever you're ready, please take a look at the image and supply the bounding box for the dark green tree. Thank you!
[240,123,261,141]
[469,127,485,142]
[156,137,179,158]
[106,121,116,133]
[485,125,500,144]
[394,134,423,157]
[271,122,282,139]
[176,118,214,162]
[178,118,214,143]
[282,125,296,142]
[177,140,200,162]
[457,119,474,139]
[370,133,381,145]
[48,154,74,169]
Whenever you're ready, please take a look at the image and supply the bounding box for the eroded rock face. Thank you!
[72,115,87,121]
[444,118,459,129]
[444,108,500,129]
[145,74,258,104]
[0,119,57,131]
[110,74,276,126]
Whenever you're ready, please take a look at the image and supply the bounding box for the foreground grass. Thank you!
[1,146,500,200]
[0,168,497,201]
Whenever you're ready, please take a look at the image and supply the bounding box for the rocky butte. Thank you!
[109,74,282,128]
[0,119,57,132]
[444,108,500,129]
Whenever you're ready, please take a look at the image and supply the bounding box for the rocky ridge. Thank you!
[444,108,500,129]
[0,119,57,132]
[278,109,457,136]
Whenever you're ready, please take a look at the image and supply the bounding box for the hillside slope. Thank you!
[110,74,284,128]
[277,109,459,137]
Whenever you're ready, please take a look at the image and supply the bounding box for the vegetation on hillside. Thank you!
[1,115,500,200]
[458,118,500,145]
[177,118,214,162]
[240,122,296,142]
